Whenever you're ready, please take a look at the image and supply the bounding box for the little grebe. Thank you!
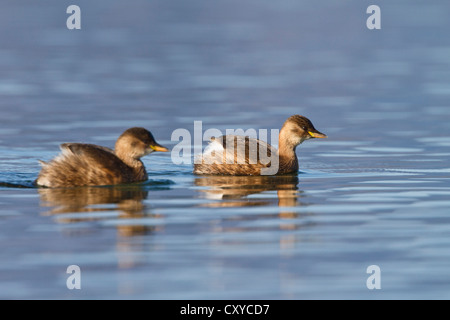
[36,127,169,187]
[193,115,326,176]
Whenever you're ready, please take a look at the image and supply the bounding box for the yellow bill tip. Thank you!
[150,145,170,152]
[308,131,327,139]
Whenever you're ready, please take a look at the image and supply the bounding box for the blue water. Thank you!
[1,0,450,299]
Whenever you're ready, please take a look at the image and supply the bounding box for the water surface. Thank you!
[1,0,450,299]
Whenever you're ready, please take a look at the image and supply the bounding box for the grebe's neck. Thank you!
[277,129,299,174]
[130,160,148,181]
[115,148,148,181]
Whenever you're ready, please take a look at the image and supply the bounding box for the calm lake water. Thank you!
[1,0,450,299]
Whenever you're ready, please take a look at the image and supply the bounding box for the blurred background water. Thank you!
[1,0,450,299]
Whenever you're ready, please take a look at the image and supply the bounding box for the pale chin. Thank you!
[145,148,155,155]
[297,136,310,145]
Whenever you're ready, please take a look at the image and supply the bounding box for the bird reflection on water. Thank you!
[38,183,161,237]
[39,174,306,234]
[195,174,301,206]
[194,174,307,232]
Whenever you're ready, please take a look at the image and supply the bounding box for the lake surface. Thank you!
[1,0,450,299]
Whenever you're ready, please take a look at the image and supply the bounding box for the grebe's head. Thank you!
[115,127,169,159]
[280,115,327,148]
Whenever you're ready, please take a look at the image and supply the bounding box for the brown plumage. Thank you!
[35,127,169,188]
[193,115,326,176]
